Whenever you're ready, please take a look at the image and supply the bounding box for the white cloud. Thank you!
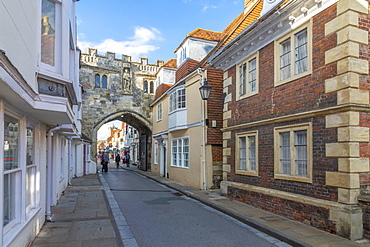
[202,4,218,12]
[78,26,163,60]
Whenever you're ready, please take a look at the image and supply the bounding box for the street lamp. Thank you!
[199,80,212,100]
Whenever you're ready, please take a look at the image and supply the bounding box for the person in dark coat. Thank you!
[115,154,121,169]
[102,152,109,173]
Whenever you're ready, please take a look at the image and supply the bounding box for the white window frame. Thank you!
[274,20,312,86]
[40,0,63,74]
[274,123,312,183]
[169,88,186,113]
[25,122,38,214]
[236,131,258,176]
[2,108,24,234]
[236,52,259,100]
[171,137,189,168]
[154,141,158,165]
[157,102,162,122]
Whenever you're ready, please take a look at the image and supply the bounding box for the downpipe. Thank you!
[46,125,62,221]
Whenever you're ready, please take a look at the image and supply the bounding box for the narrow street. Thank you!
[103,163,289,247]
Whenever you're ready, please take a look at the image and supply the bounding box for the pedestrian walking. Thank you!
[125,152,130,167]
[115,153,121,169]
[102,152,109,173]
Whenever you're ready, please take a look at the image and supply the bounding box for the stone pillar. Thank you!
[324,0,369,240]
[221,71,232,195]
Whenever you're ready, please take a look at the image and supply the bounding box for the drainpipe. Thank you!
[46,125,62,221]
[67,137,72,185]
[197,68,207,190]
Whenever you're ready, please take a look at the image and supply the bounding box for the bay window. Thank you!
[169,88,186,113]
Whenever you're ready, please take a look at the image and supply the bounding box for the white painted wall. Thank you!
[0,0,38,92]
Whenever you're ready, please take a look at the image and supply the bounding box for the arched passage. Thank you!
[91,110,152,171]
[79,48,160,171]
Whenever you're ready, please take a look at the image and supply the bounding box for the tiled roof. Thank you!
[161,59,177,69]
[221,0,263,47]
[174,28,224,53]
[198,0,263,67]
[186,28,224,42]
[154,83,172,101]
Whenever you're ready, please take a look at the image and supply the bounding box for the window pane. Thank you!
[95,74,100,87]
[144,81,148,93]
[150,81,154,94]
[4,173,16,226]
[183,138,189,168]
[178,89,186,108]
[280,132,290,174]
[178,140,182,167]
[41,0,56,66]
[239,137,246,170]
[295,130,307,176]
[26,126,34,166]
[102,75,108,88]
[295,29,308,75]
[4,114,19,171]
[172,140,177,166]
[248,136,256,171]
[248,59,257,93]
[280,39,291,80]
[240,63,246,96]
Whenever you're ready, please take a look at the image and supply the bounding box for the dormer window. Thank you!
[179,47,187,65]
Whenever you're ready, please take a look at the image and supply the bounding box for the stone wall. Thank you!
[80,48,163,161]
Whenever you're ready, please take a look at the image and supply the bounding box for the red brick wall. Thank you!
[358,11,370,189]
[176,59,199,82]
[212,144,223,162]
[227,116,338,200]
[222,4,341,231]
[226,5,338,128]
[228,186,337,234]
[206,67,224,145]
[154,83,171,100]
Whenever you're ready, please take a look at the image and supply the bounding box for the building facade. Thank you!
[151,29,225,189]
[209,0,370,240]
[0,0,88,246]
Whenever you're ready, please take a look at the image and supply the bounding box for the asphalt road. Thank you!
[103,166,290,247]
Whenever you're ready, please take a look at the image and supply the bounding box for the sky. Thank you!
[76,0,245,64]
[78,0,245,140]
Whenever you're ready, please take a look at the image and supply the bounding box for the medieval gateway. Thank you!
[79,48,163,170]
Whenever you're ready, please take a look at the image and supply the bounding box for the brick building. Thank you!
[209,0,370,240]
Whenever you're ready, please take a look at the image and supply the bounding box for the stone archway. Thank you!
[79,48,163,171]
[91,110,152,170]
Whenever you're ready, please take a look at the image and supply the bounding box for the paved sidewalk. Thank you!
[31,173,123,247]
